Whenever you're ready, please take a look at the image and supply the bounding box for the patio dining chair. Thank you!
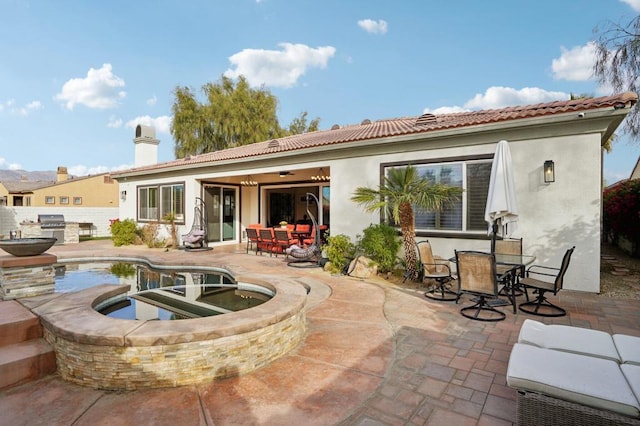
[518,246,575,317]
[273,228,296,258]
[258,228,276,256]
[418,241,456,301]
[455,250,505,321]
[245,227,260,254]
[495,237,524,296]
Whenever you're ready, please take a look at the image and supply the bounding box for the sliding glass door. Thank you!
[203,185,237,243]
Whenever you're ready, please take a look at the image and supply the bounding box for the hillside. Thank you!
[0,169,58,183]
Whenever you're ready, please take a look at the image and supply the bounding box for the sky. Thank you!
[1,0,639,184]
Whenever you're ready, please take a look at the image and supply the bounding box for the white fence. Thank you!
[0,207,119,238]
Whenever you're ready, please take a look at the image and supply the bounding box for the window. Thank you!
[73,197,82,205]
[60,196,69,205]
[45,196,55,204]
[387,159,492,233]
[25,196,31,206]
[138,183,185,223]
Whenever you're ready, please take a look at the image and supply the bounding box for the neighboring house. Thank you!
[0,167,119,207]
[113,92,638,293]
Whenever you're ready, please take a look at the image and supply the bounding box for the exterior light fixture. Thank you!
[279,171,290,178]
[544,160,555,183]
[311,167,330,181]
[120,190,127,201]
[241,175,258,186]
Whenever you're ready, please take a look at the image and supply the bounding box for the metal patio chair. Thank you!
[518,246,575,317]
[455,250,505,322]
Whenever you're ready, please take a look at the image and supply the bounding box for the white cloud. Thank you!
[424,86,570,113]
[423,105,471,114]
[621,0,640,11]
[0,99,42,116]
[17,100,43,116]
[0,157,22,170]
[146,95,157,106]
[551,42,597,81]
[55,63,126,110]
[357,19,388,34]
[125,115,172,134]
[68,163,133,177]
[464,86,569,109]
[107,116,123,128]
[224,43,336,88]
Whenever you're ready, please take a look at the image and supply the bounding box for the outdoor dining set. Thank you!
[244,223,328,258]
[416,238,575,321]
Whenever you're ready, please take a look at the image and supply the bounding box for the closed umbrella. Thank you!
[485,140,518,252]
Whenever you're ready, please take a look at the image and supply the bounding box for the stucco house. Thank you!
[113,92,638,293]
[0,166,119,207]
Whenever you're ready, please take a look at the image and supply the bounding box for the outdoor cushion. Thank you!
[517,319,620,362]
[622,364,640,404]
[507,343,640,418]
[615,334,640,365]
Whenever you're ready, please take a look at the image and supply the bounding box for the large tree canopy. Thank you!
[594,14,640,140]
[171,75,320,158]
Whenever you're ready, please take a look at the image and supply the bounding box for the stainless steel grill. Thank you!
[38,214,65,229]
[38,214,65,244]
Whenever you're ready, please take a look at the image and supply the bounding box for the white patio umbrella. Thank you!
[485,140,518,252]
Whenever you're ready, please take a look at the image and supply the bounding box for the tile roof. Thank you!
[2,180,54,193]
[114,92,637,176]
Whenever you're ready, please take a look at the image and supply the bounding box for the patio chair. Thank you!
[258,228,276,256]
[455,250,505,321]
[245,227,260,254]
[495,237,524,296]
[418,241,456,301]
[518,246,575,317]
[273,228,296,258]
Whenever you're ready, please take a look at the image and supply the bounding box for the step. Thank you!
[0,300,42,347]
[0,338,56,390]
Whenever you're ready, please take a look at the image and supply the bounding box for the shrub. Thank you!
[141,222,164,248]
[322,234,356,274]
[356,223,401,273]
[109,219,138,246]
[604,179,640,247]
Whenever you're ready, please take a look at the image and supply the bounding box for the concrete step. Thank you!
[0,338,57,390]
[0,300,42,347]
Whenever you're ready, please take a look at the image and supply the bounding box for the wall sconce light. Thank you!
[240,175,258,186]
[311,167,330,181]
[544,160,555,183]
[120,190,127,201]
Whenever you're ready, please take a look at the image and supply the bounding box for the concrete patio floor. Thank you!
[1,240,639,425]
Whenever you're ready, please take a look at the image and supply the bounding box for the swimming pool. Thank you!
[54,261,272,320]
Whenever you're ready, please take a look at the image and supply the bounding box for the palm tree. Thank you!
[351,166,462,281]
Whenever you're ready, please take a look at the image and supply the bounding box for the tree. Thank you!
[351,166,462,280]
[594,15,640,140]
[171,75,320,157]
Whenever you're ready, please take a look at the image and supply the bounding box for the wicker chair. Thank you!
[518,247,575,317]
[418,241,456,301]
[455,250,505,321]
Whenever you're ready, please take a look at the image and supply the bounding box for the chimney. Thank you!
[56,166,68,182]
[133,125,159,167]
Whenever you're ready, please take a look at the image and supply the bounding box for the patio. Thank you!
[1,240,639,425]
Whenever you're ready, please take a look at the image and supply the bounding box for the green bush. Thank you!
[323,234,356,274]
[109,218,138,246]
[356,223,401,273]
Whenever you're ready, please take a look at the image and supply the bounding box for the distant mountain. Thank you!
[0,169,59,183]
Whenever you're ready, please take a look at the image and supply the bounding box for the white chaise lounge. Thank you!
[507,319,640,425]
